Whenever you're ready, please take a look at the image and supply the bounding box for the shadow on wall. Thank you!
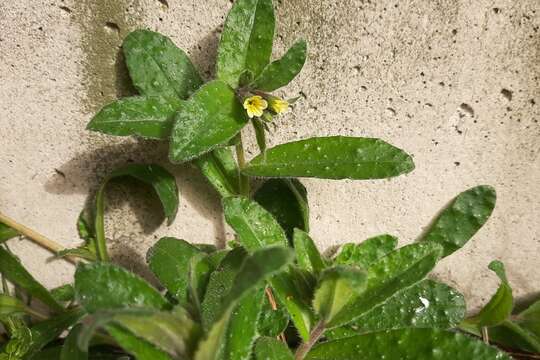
[44,139,226,251]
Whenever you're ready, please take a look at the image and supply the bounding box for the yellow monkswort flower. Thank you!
[243,95,268,118]
[269,97,289,114]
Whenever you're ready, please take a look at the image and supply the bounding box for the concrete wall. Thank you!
[1,0,538,310]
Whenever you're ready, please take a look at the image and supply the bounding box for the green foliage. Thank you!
[254,179,309,240]
[463,261,513,327]
[252,39,308,92]
[169,81,248,163]
[0,246,63,312]
[0,223,18,243]
[216,0,275,88]
[123,29,203,99]
[0,0,528,359]
[223,196,289,250]
[293,229,325,275]
[313,266,367,323]
[420,185,496,257]
[254,337,294,360]
[74,262,167,313]
[334,234,398,268]
[147,237,202,304]
[305,328,511,360]
[243,137,415,179]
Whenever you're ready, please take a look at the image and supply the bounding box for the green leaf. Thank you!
[60,324,88,360]
[199,158,239,202]
[313,266,367,323]
[91,164,179,261]
[518,298,540,340]
[252,39,307,92]
[334,234,398,268]
[254,179,309,240]
[109,164,179,225]
[201,247,248,329]
[0,223,18,243]
[420,185,496,257]
[50,284,75,303]
[188,251,228,319]
[106,324,173,360]
[195,247,293,360]
[243,136,415,180]
[169,80,248,163]
[216,0,275,88]
[464,260,513,327]
[305,328,511,360]
[257,289,289,337]
[223,196,289,251]
[80,308,199,359]
[147,237,202,303]
[87,96,182,140]
[254,337,294,360]
[196,147,240,198]
[293,229,325,275]
[487,320,540,353]
[327,279,466,340]
[219,288,265,360]
[123,29,203,99]
[25,309,84,358]
[327,242,443,328]
[74,262,167,313]
[269,267,315,341]
[0,294,27,317]
[196,290,264,360]
[0,246,63,312]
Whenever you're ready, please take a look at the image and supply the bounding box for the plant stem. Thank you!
[234,132,250,196]
[481,326,489,344]
[94,184,110,262]
[0,211,77,264]
[295,320,326,360]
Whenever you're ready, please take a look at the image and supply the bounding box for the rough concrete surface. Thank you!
[0,0,538,311]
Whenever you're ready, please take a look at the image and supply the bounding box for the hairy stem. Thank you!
[234,132,250,196]
[0,211,77,264]
[295,320,326,360]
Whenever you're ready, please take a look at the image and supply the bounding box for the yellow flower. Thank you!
[269,97,289,114]
[243,95,268,118]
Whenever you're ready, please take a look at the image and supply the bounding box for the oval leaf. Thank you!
[147,237,202,303]
[87,96,181,140]
[328,242,443,328]
[74,262,167,313]
[216,0,275,88]
[327,279,466,340]
[243,137,415,180]
[223,196,289,251]
[420,185,496,257]
[252,39,308,92]
[123,29,203,99]
[305,328,511,360]
[169,80,248,163]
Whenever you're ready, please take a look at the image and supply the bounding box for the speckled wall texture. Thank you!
[0,0,538,311]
